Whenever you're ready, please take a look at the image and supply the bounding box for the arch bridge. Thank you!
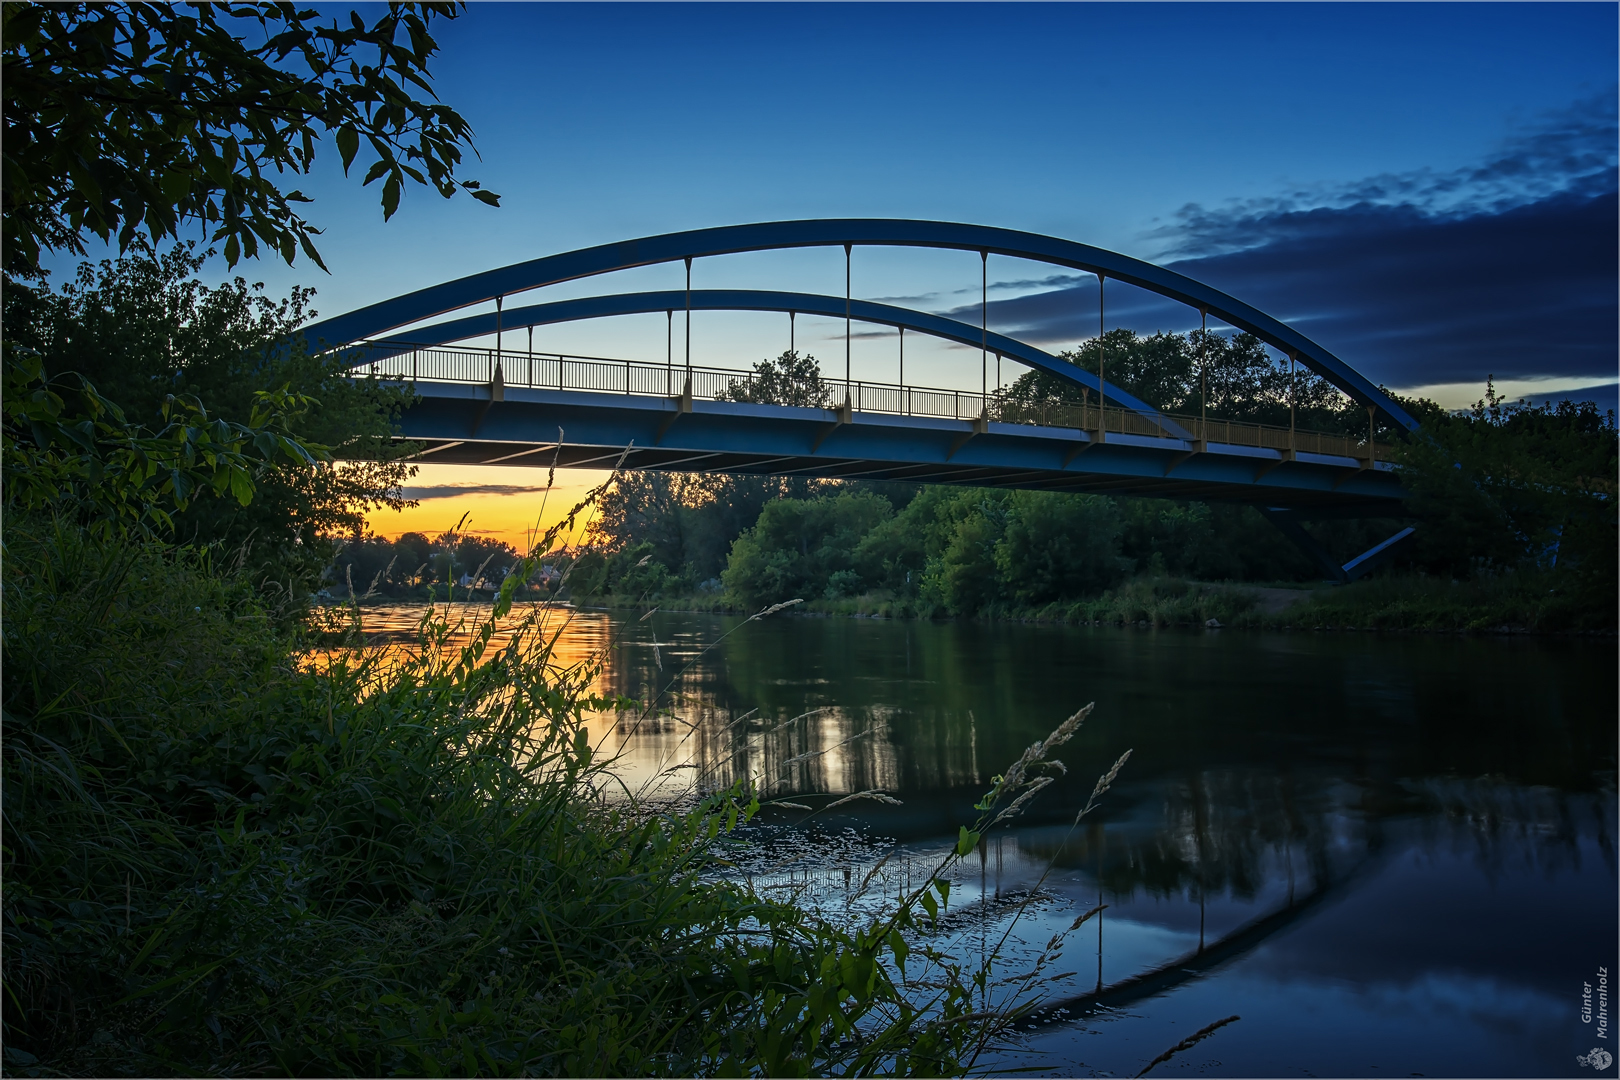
[303,220,1417,580]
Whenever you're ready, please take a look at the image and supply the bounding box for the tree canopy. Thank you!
[2,1,496,279]
[1001,328,1372,434]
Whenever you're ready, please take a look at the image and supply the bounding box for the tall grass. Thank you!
[3,511,1124,1076]
[1237,569,1614,633]
[573,577,1263,629]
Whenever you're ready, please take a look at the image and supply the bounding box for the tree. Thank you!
[923,504,1006,615]
[2,350,322,539]
[4,244,419,584]
[586,471,829,585]
[722,490,893,606]
[2,1,497,280]
[716,350,832,408]
[1393,381,1617,581]
[2,1,504,592]
[1000,328,1364,434]
[995,491,1126,604]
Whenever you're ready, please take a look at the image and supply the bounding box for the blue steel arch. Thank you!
[302,219,1418,431]
[354,288,1191,437]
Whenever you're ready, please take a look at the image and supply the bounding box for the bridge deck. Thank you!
[357,341,1391,462]
[395,377,1405,513]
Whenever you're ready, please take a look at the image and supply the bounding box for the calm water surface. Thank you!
[364,604,1619,1078]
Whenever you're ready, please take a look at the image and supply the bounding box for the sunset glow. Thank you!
[364,462,615,552]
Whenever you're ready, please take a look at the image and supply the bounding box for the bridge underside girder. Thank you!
[396,382,1405,513]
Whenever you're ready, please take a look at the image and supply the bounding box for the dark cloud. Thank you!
[403,484,548,499]
[941,280,1190,353]
[870,273,1090,308]
[1163,188,1617,385]
[959,95,1618,388]
[1155,93,1619,259]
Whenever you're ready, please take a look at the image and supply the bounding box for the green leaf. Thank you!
[229,467,254,505]
[335,124,359,173]
[955,826,981,857]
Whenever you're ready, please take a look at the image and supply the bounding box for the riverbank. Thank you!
[566,570,1615,635]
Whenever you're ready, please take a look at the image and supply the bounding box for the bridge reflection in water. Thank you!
[578,607,1613,1078]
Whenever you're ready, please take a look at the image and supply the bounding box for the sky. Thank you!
[54,3,1620,549]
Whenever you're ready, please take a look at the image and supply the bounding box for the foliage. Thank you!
[730,485,1303,617]
[1114,498,1323,582]
[1391,381,1617,584]
[715,349,832,408]
[583,471,831,588]
[2,0,496,278]
[1001,328,1376,435]
[566,541,673,601]
[6,245,419,589]
[722,490,895,607]
[994,492,1128,605]
[2,351,321,539]
[917,494,1008,616]
[1071,576,1262,628]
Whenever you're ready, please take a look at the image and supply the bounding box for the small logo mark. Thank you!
[1577,1048,1613,1070]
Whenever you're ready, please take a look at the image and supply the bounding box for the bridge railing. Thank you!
[996,401,1387,460]
[343,341,1388,462]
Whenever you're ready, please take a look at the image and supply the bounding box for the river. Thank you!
[352,603,1618,1078]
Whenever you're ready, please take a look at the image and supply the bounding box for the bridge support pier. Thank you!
[1259,507,1416,584]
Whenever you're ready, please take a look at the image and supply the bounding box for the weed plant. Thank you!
[3,510,1122,1075]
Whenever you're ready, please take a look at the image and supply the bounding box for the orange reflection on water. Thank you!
[301,602,713,797]
[303,600,614,675]
[303,604,905,804]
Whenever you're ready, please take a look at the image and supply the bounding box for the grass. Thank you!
[569,578,1267,629]
[1239,570,1616,633]
[3,513,1132,1076]
[570,568,1615,636]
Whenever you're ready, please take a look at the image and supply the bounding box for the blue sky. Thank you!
[54,2,1619,408]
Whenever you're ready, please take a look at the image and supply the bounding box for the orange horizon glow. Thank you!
[363,463,616,552]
